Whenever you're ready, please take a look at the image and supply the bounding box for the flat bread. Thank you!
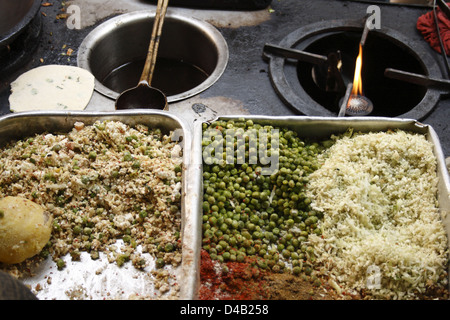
[9,65,95,112]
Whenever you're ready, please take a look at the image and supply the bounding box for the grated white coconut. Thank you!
[306,130,449,299]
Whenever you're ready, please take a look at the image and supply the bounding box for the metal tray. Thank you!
[0,110,199,300]
[191,115,450,298]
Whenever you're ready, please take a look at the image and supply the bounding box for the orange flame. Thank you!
[351,44,363,96]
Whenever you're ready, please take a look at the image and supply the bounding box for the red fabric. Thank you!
[417,4,450,55]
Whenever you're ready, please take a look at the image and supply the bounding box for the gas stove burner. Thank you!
[263,19,443,119]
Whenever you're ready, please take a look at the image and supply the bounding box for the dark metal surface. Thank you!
[437,0,450,19]
[263,43,328,65]
[385,67,450,91]
[343,0,432,7]
[0,0,41,46]
[0,0,42,75]
[0,270,37,300]
[145,0,272,10]
[0,14,42,73]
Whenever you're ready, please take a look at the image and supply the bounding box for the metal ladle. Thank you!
[115,0,169,110]
[338,16,374,117]
[338,83,374,116]
[345,94,374,116]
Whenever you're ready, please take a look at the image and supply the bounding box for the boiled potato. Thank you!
[0,197,52,264]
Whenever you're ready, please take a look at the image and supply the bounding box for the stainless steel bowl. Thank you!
[77,10,229,103]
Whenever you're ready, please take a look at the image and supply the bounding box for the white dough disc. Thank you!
[9,65,95,112]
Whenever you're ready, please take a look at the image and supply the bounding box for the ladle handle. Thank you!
[140,0,169,85]
[338,83,353,117]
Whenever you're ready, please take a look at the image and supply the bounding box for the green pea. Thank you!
[201,119,331,273]
[139,210,148,219]
[56,259,66,270]
[52,144,62,152]
[132,161,141,169]
[123,151,133,161]
[73,225,82,235]
[165,243,174,252]
[293,266,302,275]
[81,175,90,185]
[222,252,231,261]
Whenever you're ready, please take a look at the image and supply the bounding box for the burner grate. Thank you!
[263,19,443,120]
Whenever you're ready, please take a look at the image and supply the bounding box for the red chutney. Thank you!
[198,250,268,300]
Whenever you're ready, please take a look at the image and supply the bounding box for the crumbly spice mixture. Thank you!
[198,249,345,300]
[262,272,347,300]
[199,249,267,300]
[0,120,183,298]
